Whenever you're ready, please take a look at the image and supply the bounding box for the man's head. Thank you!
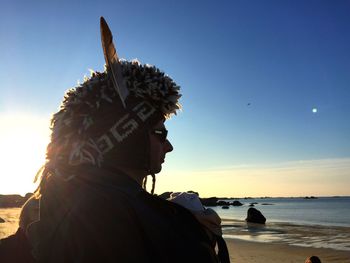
[46,60,180,176]
[36,18,181,197]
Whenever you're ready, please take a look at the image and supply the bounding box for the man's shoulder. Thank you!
[72,180,138,213]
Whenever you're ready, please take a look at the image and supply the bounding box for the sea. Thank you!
[212,196,350,251]
[1,197,349,251]
[213,196,350,227]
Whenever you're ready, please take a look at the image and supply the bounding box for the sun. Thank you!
[0,113,50,195]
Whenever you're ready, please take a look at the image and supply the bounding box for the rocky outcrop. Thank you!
[200,197,218,206]
[231,200,243,206]
[246,207,266,224]
[304,196,317,199]
[158,193,251,208]
[0,193,33,208]
[217,200,230,206]
[0,217,5,223]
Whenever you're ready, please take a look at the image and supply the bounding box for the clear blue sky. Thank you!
[1,0,349,197]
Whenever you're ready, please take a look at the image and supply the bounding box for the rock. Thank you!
[217,200,230,206]
[231,200,243,206]
[246,207,266,224]
[304,196,317,199]
[200,197,218,206]
[0,194,31,208]
[222,205,229,209]
[261,203,274,205]
[0,217,5,223]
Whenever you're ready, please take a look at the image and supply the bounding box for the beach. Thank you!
[221,217,350,263]
[225,238,350,263]
[207,197,350,262]
[221,220,350,249]
[1,198,350,262]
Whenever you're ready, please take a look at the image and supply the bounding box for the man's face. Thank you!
[149,120,173,174]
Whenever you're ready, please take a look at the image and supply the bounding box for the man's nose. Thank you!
[164,139,173,153]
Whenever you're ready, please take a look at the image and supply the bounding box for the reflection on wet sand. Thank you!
[222,219,350,251]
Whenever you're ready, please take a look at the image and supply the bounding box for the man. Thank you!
[26,17,228,263]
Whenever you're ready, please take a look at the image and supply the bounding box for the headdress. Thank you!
[38,17,181,188]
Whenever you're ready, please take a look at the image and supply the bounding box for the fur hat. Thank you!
[43,17,181,179]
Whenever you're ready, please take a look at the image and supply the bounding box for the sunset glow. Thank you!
[0,114,50,195]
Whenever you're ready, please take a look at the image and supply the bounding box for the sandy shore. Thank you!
[225,238,350,263]
[221,218,350,262]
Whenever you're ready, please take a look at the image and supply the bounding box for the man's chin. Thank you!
[150,165,162,174]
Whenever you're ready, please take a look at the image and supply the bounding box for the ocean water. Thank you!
[212,196,350,227]
[211,196,350,251]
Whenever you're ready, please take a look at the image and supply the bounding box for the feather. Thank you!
[100,17,129,108]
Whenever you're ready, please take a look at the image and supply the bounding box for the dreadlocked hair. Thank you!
[35,59,181,197]
[142,174,156,195]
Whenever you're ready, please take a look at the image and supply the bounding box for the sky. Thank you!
[0,0,349,197]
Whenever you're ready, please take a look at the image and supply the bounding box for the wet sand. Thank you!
[226,238,350,263]
[222,219,350,263]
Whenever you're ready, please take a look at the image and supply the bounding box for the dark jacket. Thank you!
[28,168,220,263]
[0,228,35,263]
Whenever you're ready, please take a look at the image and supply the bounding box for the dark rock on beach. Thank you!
[304,196,318,199]
[217,200,230,206]
[231,200,243,206]
[200,197,218,206]
[246,207,266,224]
[0,217,5,223]
[221,205,229,209]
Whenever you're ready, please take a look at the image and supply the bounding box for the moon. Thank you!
[312,108,318,113]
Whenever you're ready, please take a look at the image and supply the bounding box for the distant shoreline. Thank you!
[0,193,349,208]
[0,193,33,208]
